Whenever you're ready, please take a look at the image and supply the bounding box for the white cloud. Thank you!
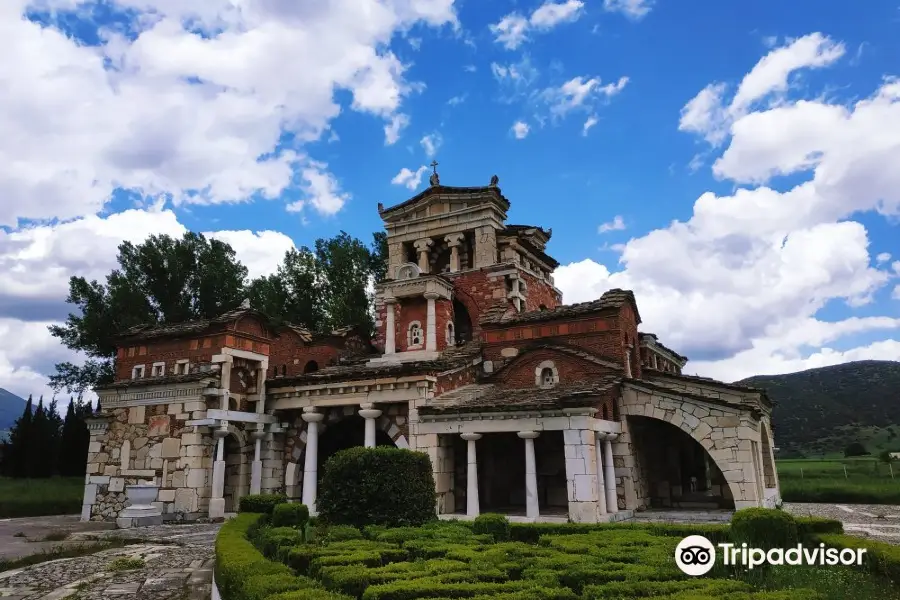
[598,215,625,233]
[679,33,845,145]
[463,65,477,73]
[490,1,584,50]
[384,113,411,145]
[602,0,653,20]
[420,133,443,158]
[391,165,428,190]
[583,115,599,136]
[447,94,467,105]
[543,75,629,117]
[512,121,530,139]
[0,1,458,227]
[553,33,900,382]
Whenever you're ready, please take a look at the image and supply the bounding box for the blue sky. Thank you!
[1,0,899,400]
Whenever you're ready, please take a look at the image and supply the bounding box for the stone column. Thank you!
[445,233,464,272]
[518,431,540,520]
[384,297,396,355]
[595,433,608,516]
[414,238,433,274]
[209,425,229,519]
[250,428,265,495]
[425,292,438,352]
[603,434,618,514]
[359,404,383,448]
[301,409,324,514]
[624,345,633,378]
[460,433,481,517]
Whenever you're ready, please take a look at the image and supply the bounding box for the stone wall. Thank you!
[562,428,601,523]
[83,399,216,522]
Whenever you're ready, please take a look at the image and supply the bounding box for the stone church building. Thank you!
[82,173,780,525]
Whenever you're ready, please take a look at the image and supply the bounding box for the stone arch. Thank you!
[451,288,481,339]
[223,426,251,512]
[621,391,758,508]
[283,404,410,499]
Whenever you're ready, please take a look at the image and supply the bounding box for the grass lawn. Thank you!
[0,477,84,518]
[217,514,900,600]
[777,458,900,504]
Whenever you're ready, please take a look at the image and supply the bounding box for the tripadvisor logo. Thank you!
[675,535,867,576]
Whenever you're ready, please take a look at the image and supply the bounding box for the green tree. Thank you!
[371,231,388,284]
[844,442,869,458]
[48,232,249,395]
[58,398,91,477]
[248,247,325,329]
[315,231,377,336]
[1,395,33,478]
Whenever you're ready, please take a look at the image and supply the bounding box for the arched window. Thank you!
[408,321,423,348]
[446,322,455,346]
[534,360,559,388]
[303,360,319,374]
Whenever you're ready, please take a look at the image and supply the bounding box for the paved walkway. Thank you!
[0,522,220,600]
[784,502,900,544]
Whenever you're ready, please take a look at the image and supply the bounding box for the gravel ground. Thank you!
[784,502,900,544]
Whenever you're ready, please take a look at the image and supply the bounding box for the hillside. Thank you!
[737,360,900,457]
[0,388,26,431]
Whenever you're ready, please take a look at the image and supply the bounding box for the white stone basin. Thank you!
[125,483,159,507]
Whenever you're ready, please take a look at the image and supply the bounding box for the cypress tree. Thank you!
[3,396,34,478]
[58,399,77,476]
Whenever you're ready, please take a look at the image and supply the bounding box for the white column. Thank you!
[624,345,633,378]
[384,298,396,355]
[518,431,540,520]
[359,404,383,448]
[445,233,464,273]
[301,409,324,513]
[595,433,607,516]
[250,429,264,495]
[425,292,438,352]
[603,434,618,514]
[460,433,481,517]
[209,426,228,519]
[414,238,433,273]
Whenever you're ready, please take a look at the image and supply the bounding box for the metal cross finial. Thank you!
[430,160,439,173]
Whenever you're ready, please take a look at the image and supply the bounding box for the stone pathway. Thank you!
[0,523,220,600]
[784,502,900,544]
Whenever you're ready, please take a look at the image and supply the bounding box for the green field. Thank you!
[0,477,84,518]
[777,457,900,504]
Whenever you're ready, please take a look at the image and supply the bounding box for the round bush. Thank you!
[473,513,511,541]
[731,508,799,551]
[318,446,436,528]
[272,503,310,529]
[239,493,287,515]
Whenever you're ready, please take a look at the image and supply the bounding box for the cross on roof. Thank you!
[430,160,439,173]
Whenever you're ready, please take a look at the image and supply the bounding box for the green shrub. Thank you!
[321,525,365,543]
[257,526,305,559]
[214,513,327,600]
[318,446,436,528]
[473,513,511,541]
[239,493,288,515]
[731,508,798,551]
[273,503,310,529]
[817,533,900,583]
[796,516,843,538]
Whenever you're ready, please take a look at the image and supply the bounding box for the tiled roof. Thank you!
[638,332,688,362]
[96,371,217,391]
[646,371,771,403]
[116,307,274,342]
[419,376,620,414]
[378,185,509,216]
[267,342,482,386]
[480,288,640,326]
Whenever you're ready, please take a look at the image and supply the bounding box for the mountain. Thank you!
[0,388,27,432]
[737,360,900,457]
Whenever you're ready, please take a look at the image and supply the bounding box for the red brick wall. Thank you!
[446,270,502,330]
[435,363,480,395]
[617,301,641,379]
[395,297,427,352]
[232,315,267,338]
[267,329,346,378]
[519,270,562,312]
[115,339,217,381]
[492,348,618,388]
[436,298,452,351]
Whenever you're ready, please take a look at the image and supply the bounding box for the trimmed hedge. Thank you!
[473,514,511,542]
[273,503,311,529]
[318,447,436,528]
[817,533,900,583]
[214,513,352,600]
[731,508,799,551]
[239,493,288,515]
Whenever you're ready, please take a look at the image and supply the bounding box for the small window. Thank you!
[131,365,145,379]
[534,360,559,388]
[303,360,319,373]
[127,347,136,358]
[151,363,165,377]
[281,365,287,377]
[446,322,455,347]
[174,360,190,375]
[539,304,548,311]
[540,368,555,387]
[408,321,423,347]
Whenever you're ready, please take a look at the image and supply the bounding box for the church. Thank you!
[81,170,781,525]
